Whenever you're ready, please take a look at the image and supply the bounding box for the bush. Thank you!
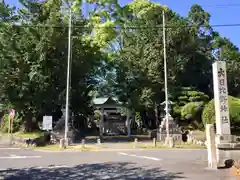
[0,113,22,133]
[181,102,204,120]
[202,96,240,127]
[181,102,204,130]
[94,110,100,121]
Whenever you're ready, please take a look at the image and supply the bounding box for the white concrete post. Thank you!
[206,124,218,169]
[100,107,104,137]
[159,128,162,141]
[134,138,138,148]
[126,109,131,137]
[212,61,231,135]
[215,135,220,165]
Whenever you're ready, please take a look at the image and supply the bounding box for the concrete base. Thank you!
[165,137,174,148]
[215,134,237,144]
[215,144,240,169]
[214,134,240,167]
[8,136,13,145]
[59,139,65,149]
[64,138,69,147]
[217,143,240,150]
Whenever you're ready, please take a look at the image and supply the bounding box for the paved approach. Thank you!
[0,147,233,180]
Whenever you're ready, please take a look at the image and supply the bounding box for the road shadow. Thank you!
[1,162,185,180]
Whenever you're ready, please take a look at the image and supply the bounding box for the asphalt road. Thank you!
[0,147,235,180]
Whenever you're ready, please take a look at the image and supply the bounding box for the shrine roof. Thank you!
[92,96,123,106]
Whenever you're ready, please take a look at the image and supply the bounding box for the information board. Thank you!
[42,116,53,130]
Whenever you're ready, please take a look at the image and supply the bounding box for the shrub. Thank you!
[94,110,101,121]
[202,96,240,127]
[181,102,204,120]
[181,102,204,130]
[0,113,22,133]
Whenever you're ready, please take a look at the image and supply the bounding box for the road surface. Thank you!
[0,146,234,179]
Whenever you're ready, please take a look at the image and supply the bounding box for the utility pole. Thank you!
[162,10,170,144]
[64,7,72,144]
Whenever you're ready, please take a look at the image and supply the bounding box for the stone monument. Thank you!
[212,61,231,137]
[207,61,240,168]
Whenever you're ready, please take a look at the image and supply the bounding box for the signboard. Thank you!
[42,116,53,130]
[8,109,15,135]
[212,61,231,135]
[9,109,15,119]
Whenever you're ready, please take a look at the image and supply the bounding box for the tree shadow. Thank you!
[1,162,185,180]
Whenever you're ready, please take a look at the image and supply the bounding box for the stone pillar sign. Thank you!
[212,61,231,135]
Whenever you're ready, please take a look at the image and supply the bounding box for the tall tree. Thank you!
[0,0,103,131]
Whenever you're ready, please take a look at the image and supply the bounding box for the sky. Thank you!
[7,0,240,48]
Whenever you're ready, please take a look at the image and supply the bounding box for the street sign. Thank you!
[9,109,15,119]
[8,109,15,137]
[42,116,53,130]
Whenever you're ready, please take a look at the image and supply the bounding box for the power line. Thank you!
[3,23,240,29]
[200,3,240,8]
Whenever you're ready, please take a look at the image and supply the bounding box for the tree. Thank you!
[78,0,240,129]
[0,0,104,131]
[2,0,240,133]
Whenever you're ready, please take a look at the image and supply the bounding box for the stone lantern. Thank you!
[157,101,182,142]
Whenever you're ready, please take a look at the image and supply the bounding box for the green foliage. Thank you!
[180,101,204,131]
[2,0,240,133]
[170,87,208,122]
[202,96,240,126]
[202,99,215,125]
[0,0,104,131]
[135,112,141,124]
[93,20,117,48]
[173,87,209,104]
[0,114,9,132]
[94,110,101,121]
[0,113,22,133]
[181,102,203,120]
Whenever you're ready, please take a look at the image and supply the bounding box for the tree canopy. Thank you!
[1,0,240,132]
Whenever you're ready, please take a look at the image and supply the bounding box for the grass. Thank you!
[33,144,99,152]
[12,131,43,138]
[33,142,206,152]
[28,140,206,152]
[2,131,207,151]
[0,131,44,138]
[137,142,206,149]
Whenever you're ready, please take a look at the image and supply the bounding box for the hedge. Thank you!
[202,96,240,126]
[181,101,203,120]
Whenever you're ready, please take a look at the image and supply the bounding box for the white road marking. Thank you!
[118,152,161,161]
[0,147,20,150]
[10,154,17,157]
[0,155,41,159]
[35,165,70,169]
[0,168,7,171]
